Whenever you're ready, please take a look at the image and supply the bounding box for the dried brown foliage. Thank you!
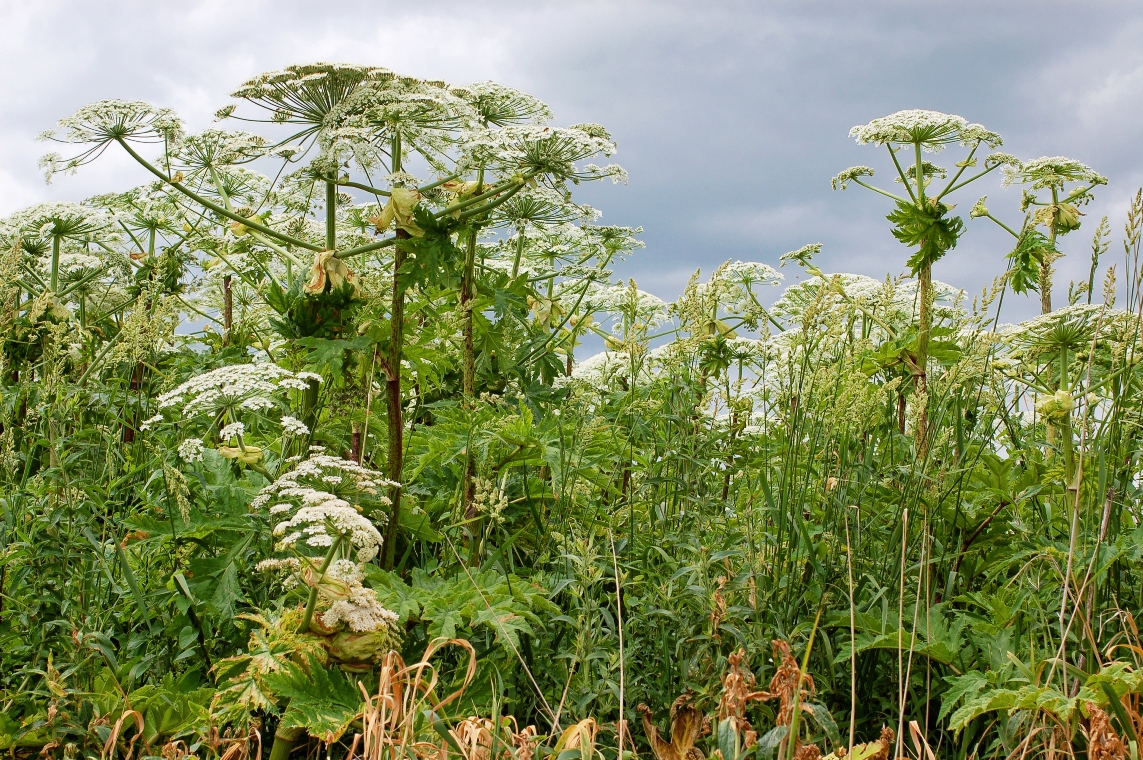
[718,648,768,747]
[638,695,709,760]
[1086,704,1127,760]
[761,640,815,727]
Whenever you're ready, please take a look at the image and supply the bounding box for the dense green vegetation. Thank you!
[2,64,1142,760]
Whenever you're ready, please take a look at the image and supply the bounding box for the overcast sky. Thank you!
[2,1,1141,320]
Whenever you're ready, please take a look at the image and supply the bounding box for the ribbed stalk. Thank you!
[1041,187,1059,314]
[382,134,406,570]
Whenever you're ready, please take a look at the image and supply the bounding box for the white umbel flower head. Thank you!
[177,438,205,462]
[849,110,1001,152]
[5,201,113,242]
[280,415,310,436]
[156,362,321,418]
[39,100,184,180]
[452,80,552,126]
[1004,156,1107,190]
[219,422,246,441]
[458,124,624,187]
[254,454,397,560]
[174,129,268,172]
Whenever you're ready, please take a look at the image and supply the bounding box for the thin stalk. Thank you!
[896,508,909,760]
[784,601,825,760]
[851,178,908,204]
[610,530,627,760]
[434,169,538,219]
[115,138,320,251]
[845,513,857,756]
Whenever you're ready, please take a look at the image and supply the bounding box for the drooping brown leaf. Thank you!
[1087,703,1127,760]
[718,648,767,747]
[638,695,708,760]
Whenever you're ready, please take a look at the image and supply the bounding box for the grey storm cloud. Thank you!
[2,1,1141,321]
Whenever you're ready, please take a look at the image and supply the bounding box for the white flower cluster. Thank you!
[3,201,113,242]
[229,62,393,108]
[568,350,658,389]
[1003,156,1107,190]
[39,100,184,181]
[457,124,624,185]
[585,283,670,327]
[320,75,469,168]
[832,166,875,190]
[317,560,399,633]
[255,557,301,573]
[280,415,310,436]
[998,303,1133,358]
[849,110,1001,151]
[451,80,552,126]
[54,252,104,275]
[489,185,596,229]
[722,260,783,286]
[156,362,322,418]
[219,421,246,441]
[984,153,1021,169]
[779,243,822,267]
[253,454,396,561]
[273,504,382,554]
[770,273,963,330]
[175,128,268,172]
[177,437,205,462]
[42,99,184,145]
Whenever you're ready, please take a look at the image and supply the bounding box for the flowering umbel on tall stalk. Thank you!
[833,109,1015,456]
[972,156,1106,313]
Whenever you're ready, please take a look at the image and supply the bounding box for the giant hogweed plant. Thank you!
[833,109,1019,455]
[971,156,1107,313]
[4,67,1143,760]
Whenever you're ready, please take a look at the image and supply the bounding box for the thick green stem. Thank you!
[1059,345,1075,482]
[301,376,321,440]
[914,142,926,202]
[461,227,479,527]
[1042,187,1059,314]
[511,229,525,280]
[298,535,344,634]
[462,232,478,400]
[269,724,303,760]
[916,263,932,458]
[382,135,406,571]
[222,275,233,347]
[50,236,61,293]
[325,181,337,252]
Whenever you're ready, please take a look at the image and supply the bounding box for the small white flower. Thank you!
[219,421,245,441]
[280,415,310,436]
[177,438,205,462]
[139,413,163,431]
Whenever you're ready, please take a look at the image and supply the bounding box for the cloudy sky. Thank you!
[2,1,1141,320]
